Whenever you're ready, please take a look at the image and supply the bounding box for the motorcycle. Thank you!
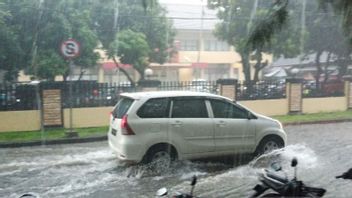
[250,157,326,197]
[156,175,198,198]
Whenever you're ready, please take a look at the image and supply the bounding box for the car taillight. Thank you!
[120,115,135,135]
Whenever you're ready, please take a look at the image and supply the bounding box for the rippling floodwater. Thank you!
[1,122,352,198]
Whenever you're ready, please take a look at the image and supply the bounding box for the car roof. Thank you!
[120,91,230,100]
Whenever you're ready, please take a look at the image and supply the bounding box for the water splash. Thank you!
[176,144,320,197]
[250,144,319,169]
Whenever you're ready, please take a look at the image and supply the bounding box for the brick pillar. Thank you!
[42,89,63,127]
[343,75,352,109]
[286,78,303,114]
[216,79,237,101]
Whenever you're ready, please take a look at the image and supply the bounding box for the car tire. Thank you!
[143,145,176,173]
[255,136,284,156]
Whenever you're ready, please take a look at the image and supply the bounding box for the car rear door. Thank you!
[209,99,256,153]
[168,96,215,154]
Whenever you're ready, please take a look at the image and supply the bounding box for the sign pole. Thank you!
[66,60,78,137]
[60,39,80,138]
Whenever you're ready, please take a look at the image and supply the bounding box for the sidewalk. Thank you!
[1,118,351,148]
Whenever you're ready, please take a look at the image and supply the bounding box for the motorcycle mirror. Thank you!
[191,175,197,186]
[291,157,298,167]
[156,187,168,197]
[271,162,282,171]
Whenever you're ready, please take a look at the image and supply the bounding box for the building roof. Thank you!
[271,52,337,67]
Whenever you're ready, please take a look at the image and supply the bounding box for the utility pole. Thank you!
[196,0,205,79]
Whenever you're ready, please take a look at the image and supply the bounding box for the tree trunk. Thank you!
[314,51,323,90]
[323,51,332,83]
[240,50,253,92]
[77,69,86,81]
[253,50,268,83]
[112,57,136,86]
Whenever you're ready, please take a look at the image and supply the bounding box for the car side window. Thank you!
[137,98,169,118]
[210,99,248,119]
[171,97,208,118]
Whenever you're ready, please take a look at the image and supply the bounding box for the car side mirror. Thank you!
[247,112,252,120]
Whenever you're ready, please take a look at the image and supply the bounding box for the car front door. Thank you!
[210,99,256,153]
[168,97,215,154]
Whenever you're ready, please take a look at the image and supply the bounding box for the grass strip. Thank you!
[273,110,352,124]
[0,126,108,143]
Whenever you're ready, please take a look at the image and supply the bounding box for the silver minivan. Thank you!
[108,91,286,166]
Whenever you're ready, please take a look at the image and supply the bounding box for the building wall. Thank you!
[0,111,40,132]
[63,107,112,128]
[240,99,289,116]
[302,97,347,114]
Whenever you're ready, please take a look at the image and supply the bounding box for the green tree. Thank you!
[2,0,99,81]
[250,0,351,86]
[108,29,150,80]
[208,0,300,84]
[92,0,175,84]
[303,3,351,90]
[0,1,24,82]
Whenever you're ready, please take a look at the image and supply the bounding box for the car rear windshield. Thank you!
[112,97,134,119]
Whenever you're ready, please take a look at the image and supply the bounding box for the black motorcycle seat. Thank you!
[266,171,288,183]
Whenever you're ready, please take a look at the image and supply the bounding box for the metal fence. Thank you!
[158,81,218,93]
[0,81,219,111]
[0,83,38,111]
[302,80,345,98]
[236,81,286,101]
[61,82,137,108]
[0,79,347,111]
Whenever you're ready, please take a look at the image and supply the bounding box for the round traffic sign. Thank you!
[60,39,80,59]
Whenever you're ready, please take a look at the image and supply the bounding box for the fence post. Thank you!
[138,80,161,92]
[343,75,352,109]
[286,78,303,114]
[216,79,237,101]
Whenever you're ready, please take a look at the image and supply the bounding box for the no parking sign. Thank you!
[60,39,80,59]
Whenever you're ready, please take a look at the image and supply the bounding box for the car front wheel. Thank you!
[255,136,284,156]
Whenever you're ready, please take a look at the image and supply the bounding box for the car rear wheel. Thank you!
[255,136,284,156]
[143,146,176,173]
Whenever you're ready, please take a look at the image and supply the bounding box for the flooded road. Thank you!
[1,122,352,198]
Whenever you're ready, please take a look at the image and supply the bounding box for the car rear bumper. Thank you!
[108,132,145,164]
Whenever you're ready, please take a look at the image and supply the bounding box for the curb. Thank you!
[283,119,352,126]
[0,135,107,148]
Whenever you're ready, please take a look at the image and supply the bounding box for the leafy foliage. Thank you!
[247,0,289,51]
[1,0,173,83]
[0,0,99,82]
[208,0,301,83]
[92,0,175,83]
[109,29,150,79]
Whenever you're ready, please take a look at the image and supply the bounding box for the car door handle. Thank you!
[171,121,183,127]
[216,121,226,127]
